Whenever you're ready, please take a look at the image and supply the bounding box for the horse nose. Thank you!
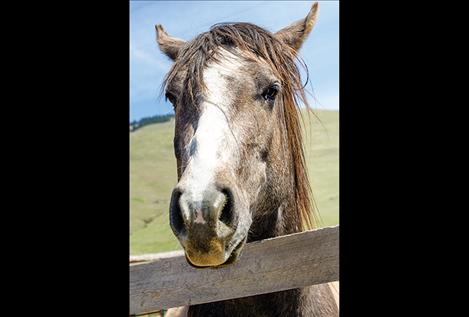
[169,186,236,237]
[169,185,237,266]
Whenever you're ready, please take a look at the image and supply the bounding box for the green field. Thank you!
[130,110,339,255]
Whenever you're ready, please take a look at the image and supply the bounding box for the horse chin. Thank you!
[185,236,247,269]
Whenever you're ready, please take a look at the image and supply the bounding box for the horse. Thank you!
[155,2,338,316]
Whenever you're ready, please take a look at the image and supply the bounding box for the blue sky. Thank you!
[130,1,339,121]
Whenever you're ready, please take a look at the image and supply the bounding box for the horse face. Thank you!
[157,3,318,267]
[167,49,280,267]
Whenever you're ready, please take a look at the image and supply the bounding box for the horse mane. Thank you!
[163,22,319,231]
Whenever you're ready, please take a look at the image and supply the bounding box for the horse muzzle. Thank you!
[169,184,248,267]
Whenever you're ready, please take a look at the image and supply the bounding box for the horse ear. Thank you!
[155,24,186,61]
[274,2,319,51]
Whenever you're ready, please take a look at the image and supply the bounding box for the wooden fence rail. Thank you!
[130,225,339,316]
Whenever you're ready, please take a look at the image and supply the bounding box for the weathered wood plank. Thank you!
[130,225,339,315]
[130,250,184,264]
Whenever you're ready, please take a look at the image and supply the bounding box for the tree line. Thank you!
[130,113,175,132]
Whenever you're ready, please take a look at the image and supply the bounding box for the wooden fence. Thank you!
[130,225,339,316]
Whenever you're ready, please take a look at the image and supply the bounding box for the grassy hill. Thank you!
[130,110,339,255]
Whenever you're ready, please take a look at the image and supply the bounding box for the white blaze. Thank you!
[181,49,243,205]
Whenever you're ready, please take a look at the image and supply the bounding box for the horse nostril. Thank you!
[169,188,185,236]
[219,188,235,227]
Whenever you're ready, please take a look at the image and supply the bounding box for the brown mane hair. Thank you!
[163,23,319,231]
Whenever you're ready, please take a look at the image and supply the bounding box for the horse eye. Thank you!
[165,92,177,105]
[262,85,279,101]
